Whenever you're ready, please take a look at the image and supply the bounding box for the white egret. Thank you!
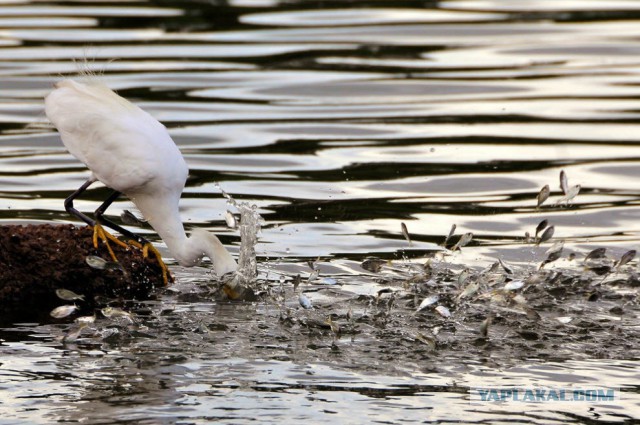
[44,78,237,283]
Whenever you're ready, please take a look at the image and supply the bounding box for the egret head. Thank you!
[186,228,237,276]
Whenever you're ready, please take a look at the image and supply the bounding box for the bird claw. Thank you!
[92,224,171,285]
[92,223,127,262]
[142,242,172,286]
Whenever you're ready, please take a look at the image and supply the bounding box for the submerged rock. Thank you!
[0,224,166,322]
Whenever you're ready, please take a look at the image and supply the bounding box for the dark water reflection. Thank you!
[1,0,640,423]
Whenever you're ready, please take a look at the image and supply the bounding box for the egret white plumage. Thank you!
[44,79,237,283]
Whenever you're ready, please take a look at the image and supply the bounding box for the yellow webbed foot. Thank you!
[142,242,171,286]
[91,224,171,285]
[92,223,128,261]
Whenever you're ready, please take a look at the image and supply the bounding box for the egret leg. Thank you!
[64,178,96,226]
[65,179,124,262]
[85,191,132,263]
[94,191,144,248]
[94,191,172,285]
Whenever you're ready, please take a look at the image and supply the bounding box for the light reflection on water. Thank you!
[0,0,640,423]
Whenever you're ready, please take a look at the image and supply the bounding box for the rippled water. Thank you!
[1,0,640,423]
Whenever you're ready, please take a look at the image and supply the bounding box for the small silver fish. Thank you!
[541,250,563,269]
[545,241,564,256]
[512,294,528,306]
[480,314,493,338]
[63,326,85,342]
[298,293,313,309]
[504,280,525,291]
[377,288,394,298]
[307,269,319,283]
[55,288,85,302]
[101,307,134,322]
[535,219,549,240]
[525,272,546,285]
[308,258,319,271]
[453,232,473,251]
[556,184,580,205]
[457,282,480,301]
[457,269,470,286]
[566,184,580,199]
[537,226,555,245]
[516,297,538,312]
[485,273,506,287]
[361,258,386,273]
[486,291,508,304]
[50,304,78,319]
[85,256,123,272]
[584,247,607,263]
[499,258,514,275]
[560,170,569,195]
[401,222,412,246]
[121,209,145,226]
[416,295,439,313]
[86,255,107,269]
[322,277,337,285]
[556,316,573,324]
[224,210,237,229]
[432,252,446,262]
[75,315,96,325]
[292,274,302,292]
[443,224,457,247]
[435,305,451,318]
[325,316,340,334]
[482,261,500,274]
[537,185,550,208]
[415,332,436,349]
[617,250,636,269]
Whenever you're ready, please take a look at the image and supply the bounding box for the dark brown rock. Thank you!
[0,224,167,322]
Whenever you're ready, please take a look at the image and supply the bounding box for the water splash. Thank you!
[216,183,262,300]
[234,202,261,283]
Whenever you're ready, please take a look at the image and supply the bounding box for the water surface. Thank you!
[1,0,639,423]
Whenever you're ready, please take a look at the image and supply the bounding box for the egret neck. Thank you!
[130,193,237,276]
